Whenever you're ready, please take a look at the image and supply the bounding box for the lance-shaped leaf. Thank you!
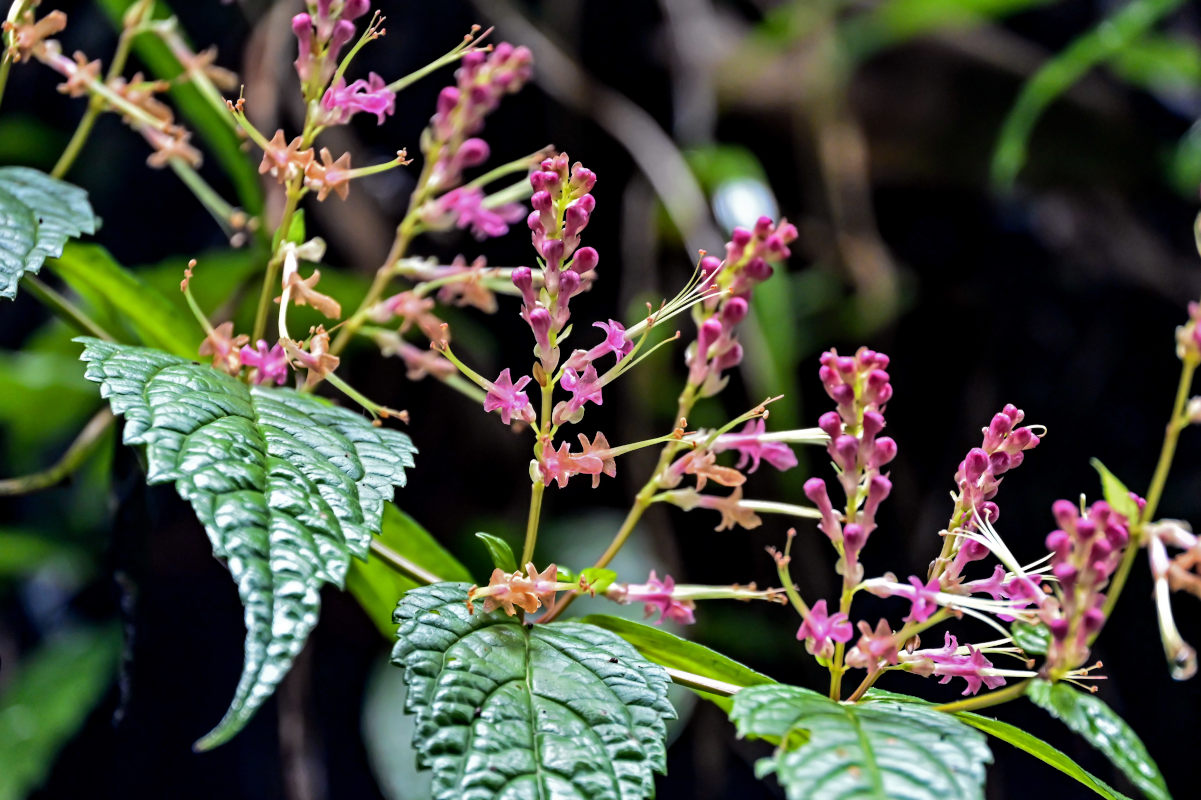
[77,338,416,750]
[1028,681,1171,800]
[0,167,98,299]
[730,684,991,800]
[391,582,676,800]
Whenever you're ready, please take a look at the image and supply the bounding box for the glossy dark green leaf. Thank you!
[391,582,676,800]
[864,688,1130,800]
[0,626,121,800]
[0,167,98,299]
[77,338,416,750]
[347,505,473,638]
[955,711,1132,800]
[1090,458,1141,521]
[730,684,991,800]
[50,243,200,357]
[474,531,517,573]
[579,614,775,711]
[1011,621,1050,655]
[1028,681,1171,800]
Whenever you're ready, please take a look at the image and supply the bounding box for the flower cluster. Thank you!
[291,0,373,91]
[686,217,797,397]
[425,42,533,193]
[804,347,896,583]
[1040,499,1130,673]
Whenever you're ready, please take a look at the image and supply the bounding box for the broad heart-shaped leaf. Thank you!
[391,582,676,800]
[1028,681,1171,800]
[730,684,991,800]
[0,167,98,299]
[864,688,1130,800]
[76,338,416,750]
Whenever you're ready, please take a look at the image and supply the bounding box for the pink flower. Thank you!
[796,599,852,659]
[916,633,1006,696]
[239,340,289,385]
[561,364,604,412]
[320,72,396,125]
[712,418,798,473]
[904,575,942,624]
[483,368,535,425]
[592,319,633,361]
[621,571,696,625]
[435,187,525,240]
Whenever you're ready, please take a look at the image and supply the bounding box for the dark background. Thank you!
[2,0,1201,798]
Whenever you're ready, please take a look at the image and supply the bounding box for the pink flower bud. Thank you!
[833,435,859,471]
[700,255,722,276]
[963,448,989,484]
[818,411,842,440]
[1045,529,1070,554]
[721,297,749,326]
[870,437,897,468]
[861,410,885,439]
[528,307,552,352]
[1052,499,1077,530]
[572,246,599,273]
[328,20,356,60]
[511,267,536,307]
[458,137,490,167]
[343,0,370,20]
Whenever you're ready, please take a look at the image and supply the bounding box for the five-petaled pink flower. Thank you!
[796,599,853,659]
[239,340,289,385]
[483,368,535,425]
[561,364,604,412]
[592,319,633,361]
[623,571,696,625]
[321,72,396,125]
[712,418,798,473]
[904,575,942,624]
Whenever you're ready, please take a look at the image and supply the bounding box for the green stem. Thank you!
[252,186,302,342]
[0,55,11,113]
[21,274,114,340]
[932,678,1032,714]
[169,159,238,232]
[521,480,545,566]
[51,0,150,178]
[1100,358,1195,624]
[665,667,741,697]
[0,409,114,495]
[369,538,443,585]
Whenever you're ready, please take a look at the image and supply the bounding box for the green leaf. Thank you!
[864,688,1131,800]
[77,338,417,750]
[0,626,121,800]
[474,531,517,573]
[0,167,98,299]
[391,583,676,800]
[840,0,1055,61]
[991,0,1188,190]
[1090,458,1141,521]
[1028,681,1171,800]
[347,505,473,638]
[579,614,775,711]
[730,684,991,800]
[955,712,1132,800]
[50,243,200,358]
[1011,621,1050,655]
[578,567,618,594]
